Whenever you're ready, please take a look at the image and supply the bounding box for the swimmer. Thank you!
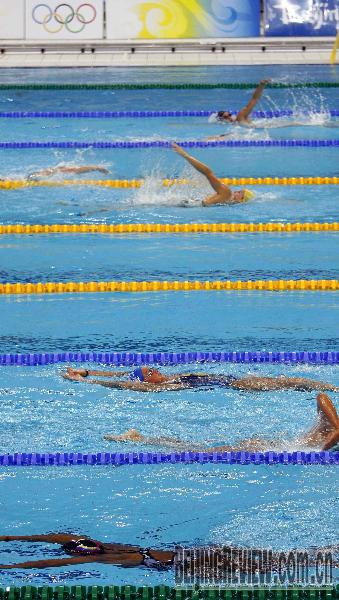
[0,533,336,573]
[25,165,110,181]
[62,366,339,393]
[104,393,339,453]
[172,142,254,205]
[214,79,271,126]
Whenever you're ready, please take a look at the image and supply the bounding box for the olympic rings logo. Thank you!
[32,3,97,34]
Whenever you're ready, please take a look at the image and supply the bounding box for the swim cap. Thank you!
[130,367,144,381]
[243,189,255,202]
[63,538,104,555]
[26,172,39,182]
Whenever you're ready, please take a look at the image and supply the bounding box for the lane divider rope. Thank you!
[0,109,338,118]
[0,279,338,295]
[1,351,338,366]
[1,223,338,235]
[1,587,338,599]
[1,176,338,190]
[0,451,338,466]
[0,140,338,149]
[0,82,338,90]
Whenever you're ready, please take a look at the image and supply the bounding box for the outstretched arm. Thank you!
[0,534,76,544]
[236,79,270,122]
[0,555,98,570]
[172,143,230,195]
[67,367,130,378]
[58,166,109,175]
[88,379,185,392]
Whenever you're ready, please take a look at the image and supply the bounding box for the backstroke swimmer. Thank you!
[0,527,337,571]
[207,79,336,137]
[0,165,110,183]
[26,165,110,181]
[172,142,254,205]
[104,393,339,453]
[62,366,339,394]
[211,79,271,128]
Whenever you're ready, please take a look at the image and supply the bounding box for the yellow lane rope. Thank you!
[1,222,338,235]
[0,176,338,189]
[0,280,338,295]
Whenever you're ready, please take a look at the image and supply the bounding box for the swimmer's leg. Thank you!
[104,429,146,442]
[206,134,228,141]
[231,376,339,392]
[103,430,201,450]
[209,437,271,453]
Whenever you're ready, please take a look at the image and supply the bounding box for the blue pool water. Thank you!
[0,65,338,587]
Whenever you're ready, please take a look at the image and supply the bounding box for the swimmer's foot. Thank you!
[104,429,145,442]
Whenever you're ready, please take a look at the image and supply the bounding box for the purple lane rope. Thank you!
[0,140,338,149]
[0,451,338,467]
[0,351,338,366]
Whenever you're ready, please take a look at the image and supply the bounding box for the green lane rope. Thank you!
[0,82,338,91]
[0,586,337,600]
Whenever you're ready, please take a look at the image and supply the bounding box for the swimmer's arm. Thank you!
[236,79,270,122]
[59,166,109,174]
[322,428,339,451]
[0,534,75,544]
[172,143,230,195]
[88,379,185,392]
[87,370,130,377]
[317,393,339,426]
[66,368,130,378]
[0,556,99,570]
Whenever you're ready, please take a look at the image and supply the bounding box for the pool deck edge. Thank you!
[0,37,336,67]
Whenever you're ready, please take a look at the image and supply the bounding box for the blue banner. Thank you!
[265,0,339,36]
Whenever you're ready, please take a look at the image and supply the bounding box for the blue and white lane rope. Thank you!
[0,140,338,149]
[0,451,337,467]
[0,110,338,119]
[0,351,338,366]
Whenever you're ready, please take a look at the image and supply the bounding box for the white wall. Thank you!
[26,0,104,39]
[0,0,25,39]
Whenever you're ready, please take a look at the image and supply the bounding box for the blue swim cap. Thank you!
[130,367,144,381]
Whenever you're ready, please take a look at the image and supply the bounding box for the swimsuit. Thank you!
[141,548,174,570]
[179,374,237,389]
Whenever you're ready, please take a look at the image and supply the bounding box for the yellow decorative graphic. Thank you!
[137,1,188,38]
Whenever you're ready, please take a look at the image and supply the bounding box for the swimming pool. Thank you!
[0,64,338,588]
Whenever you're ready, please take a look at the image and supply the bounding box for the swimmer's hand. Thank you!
[172,142,187,157]
[97,167,110,174]
[61,371,86,382]
[260,79,271,86]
